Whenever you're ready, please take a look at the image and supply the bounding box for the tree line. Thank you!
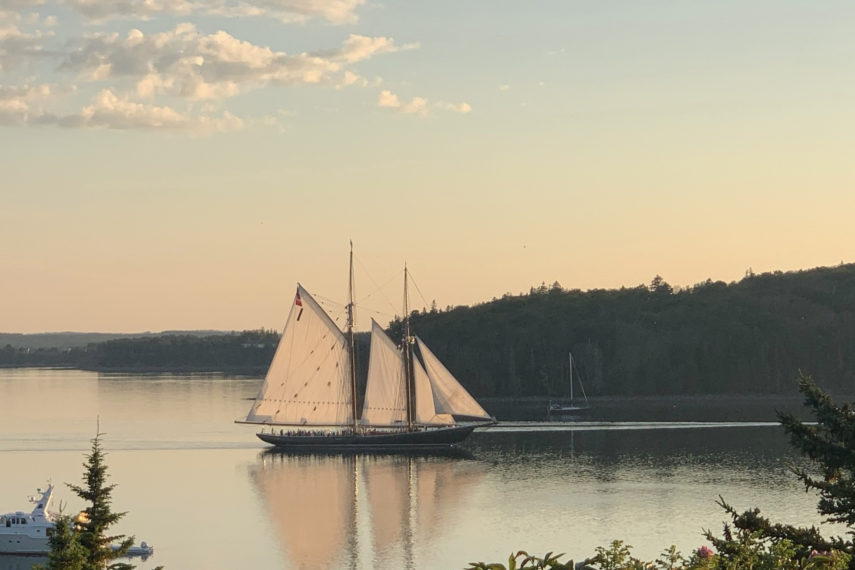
[391,263,855,397]
[5,263,855,396]
[0,330,279,373]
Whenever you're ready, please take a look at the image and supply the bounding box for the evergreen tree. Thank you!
[779,372,855,528]
[67,433,135,570]
[40,515,87,570]
[724,371,855,565]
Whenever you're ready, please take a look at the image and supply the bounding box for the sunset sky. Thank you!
[2,1,853,333]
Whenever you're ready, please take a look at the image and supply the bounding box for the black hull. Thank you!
[256,424,478,452]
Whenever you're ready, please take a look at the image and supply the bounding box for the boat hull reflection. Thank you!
[249,450,484,569]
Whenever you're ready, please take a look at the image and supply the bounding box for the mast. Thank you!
[569,351,573,403]
[403,264,415,430]
[347,242,359,432]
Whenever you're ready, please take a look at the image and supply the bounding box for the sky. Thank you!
[1,0,854,333]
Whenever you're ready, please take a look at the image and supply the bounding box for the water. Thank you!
[0,368,838,569]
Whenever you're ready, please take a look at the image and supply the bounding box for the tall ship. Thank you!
[238,247,494,450]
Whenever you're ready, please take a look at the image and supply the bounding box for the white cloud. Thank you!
[378,89,470,117]
[332,34,413,63]
[378,89,426,115]
[0,1,425,133]
[0,82,51,125]
[64,0,194,20]
[221,0,365,24]
[61,25,406,101]
[436,100,471,114]
[37,89,245,133]
[60,0,364,23]
[377,89,399,108]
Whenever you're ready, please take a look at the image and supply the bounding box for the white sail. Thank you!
[244,284,353,426]
[414,357,454,425]
[362,321,454,427]
[361,320,406,426]
[416,337,491,420]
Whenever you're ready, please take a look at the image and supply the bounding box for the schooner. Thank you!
[238,246,493,450]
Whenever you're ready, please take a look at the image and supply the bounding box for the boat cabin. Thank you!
[1,514,31,527]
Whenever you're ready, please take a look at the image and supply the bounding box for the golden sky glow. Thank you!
[1,1,853,333]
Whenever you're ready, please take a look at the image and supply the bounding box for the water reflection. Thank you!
[0,556,47,570]
[249,451,485,570]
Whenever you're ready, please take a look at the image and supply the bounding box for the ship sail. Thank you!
[413,353,454,425]
[361,320,453,427]
[244,284,353,426]
[361,320,407,426]
[416,338,491,420]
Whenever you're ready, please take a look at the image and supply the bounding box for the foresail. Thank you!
[416,337,491,420]
[361,320,406,426]
[244,284,352,426]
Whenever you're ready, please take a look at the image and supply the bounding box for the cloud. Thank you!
[378,89,470,116]
[64,0,194,20]
[330,34,415,63]
[377,88,399,108]
[61,25,406,101]
[36,88,245,132]
[60,0,364,23]
[377,89,427,115]
[0,82,51,125]
[0,0,45,14]
[0,21,50,69]
[436,100,471,114]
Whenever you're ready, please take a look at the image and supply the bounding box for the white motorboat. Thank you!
[1,484,154,560]
[0,484,56,555]
[112,540,155,560]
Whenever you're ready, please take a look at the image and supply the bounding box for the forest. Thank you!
[389,263,855,397]
[4,263,855,397]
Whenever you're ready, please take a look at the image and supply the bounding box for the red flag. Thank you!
[295,290,303,307]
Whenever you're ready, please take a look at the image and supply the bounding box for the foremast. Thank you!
[347,242,359,433]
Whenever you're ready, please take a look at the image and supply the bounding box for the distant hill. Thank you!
[389,263,855,398]
[0,331,231,349]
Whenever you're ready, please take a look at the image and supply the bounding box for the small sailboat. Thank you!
[238,246,494,450]
[547,351,590,416]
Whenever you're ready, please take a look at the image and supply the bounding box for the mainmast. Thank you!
[403,264,415,431]
[347,242,359,432]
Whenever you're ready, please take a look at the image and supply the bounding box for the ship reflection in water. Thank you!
[249,450,484,569]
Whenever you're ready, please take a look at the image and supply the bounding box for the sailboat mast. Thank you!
[403,264,415,431]
[347,242,359,432]
[569,351,573,403]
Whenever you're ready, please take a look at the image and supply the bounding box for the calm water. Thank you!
[0,368,837,569]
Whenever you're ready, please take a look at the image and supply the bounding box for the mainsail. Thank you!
[244,284,353,426]
[416,337,491,420]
